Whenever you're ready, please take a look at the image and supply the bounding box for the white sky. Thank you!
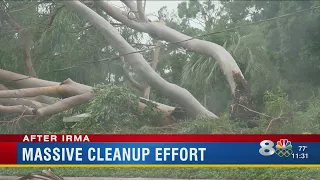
[144,1,182,20]
[110,1,183,21]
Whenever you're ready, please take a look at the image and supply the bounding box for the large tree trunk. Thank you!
[61,1,217,118]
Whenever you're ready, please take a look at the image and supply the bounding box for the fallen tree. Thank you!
[0,0,247,126]
[0,69,182,125]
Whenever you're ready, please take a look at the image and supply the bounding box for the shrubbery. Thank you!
[1,84,319,135]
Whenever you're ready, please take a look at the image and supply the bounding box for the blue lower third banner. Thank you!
[17,142,319,164]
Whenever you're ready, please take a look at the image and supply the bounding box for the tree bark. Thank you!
[119,57,146,90]
[0,86,65,98]
[0,105,34,115]
[0,69,57,89]
[0,69,57,104]
[143,40,161,99]
[136,0,149,22]
[62,1,217,118]
[21,31,37,77]
[35,92,94,116]
[0,98,47,109]
[0,69,92,95]
[0,84,9,90]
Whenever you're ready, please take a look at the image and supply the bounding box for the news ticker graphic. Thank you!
[0,134,319,167]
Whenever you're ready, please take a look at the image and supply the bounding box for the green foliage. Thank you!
[37,84,167,134]
[263,89,293,117]
[86,84,169,131]
[177,1,202,19]
[88,84,140,123]
[293,93,320,134]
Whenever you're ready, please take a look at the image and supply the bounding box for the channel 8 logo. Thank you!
[259,140,276,156]
[259,139,293,157]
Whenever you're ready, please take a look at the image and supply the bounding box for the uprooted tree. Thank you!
[0,0,249,127]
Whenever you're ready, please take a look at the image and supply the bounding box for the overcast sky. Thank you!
[110,1,183,21]
[143,1,182,20]
[108,1,185,44]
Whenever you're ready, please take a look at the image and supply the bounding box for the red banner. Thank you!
[0,142,16,164]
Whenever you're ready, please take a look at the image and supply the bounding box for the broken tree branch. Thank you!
[0,69,181,125]
[237,104,272,118]
[0,69,92,95]
[0,79,94,99]
[0,69,57,88]
[35,92,94,116]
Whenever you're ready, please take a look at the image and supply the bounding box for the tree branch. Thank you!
[0,69,184,125]
[119,56,146,90]
[0,69,57,88]
[236,104,272,118]
[136,0,148,22]
[0,98,47,109]
[35,92,94,116]
[0,69,92,96]
[48,5,64,29]
[120,0,139,20]
[21,31,37,77]
[0,84,9,90]
[8,2,41,13]
[0,86,64,98]
[98,1,246,96]
[0,78,94,99]
[0,6,22,29]
[98,1,145,31]
[0,105,34,115]
[0,69,58,104]
[0,7,37,77]
[143,40,161,99]
[63,1,217,118]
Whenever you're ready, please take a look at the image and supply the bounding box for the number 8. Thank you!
[259,140,275,156]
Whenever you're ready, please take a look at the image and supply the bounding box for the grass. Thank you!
[0,167,320,179]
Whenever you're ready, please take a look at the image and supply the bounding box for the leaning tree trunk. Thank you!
[62,1,217,118]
